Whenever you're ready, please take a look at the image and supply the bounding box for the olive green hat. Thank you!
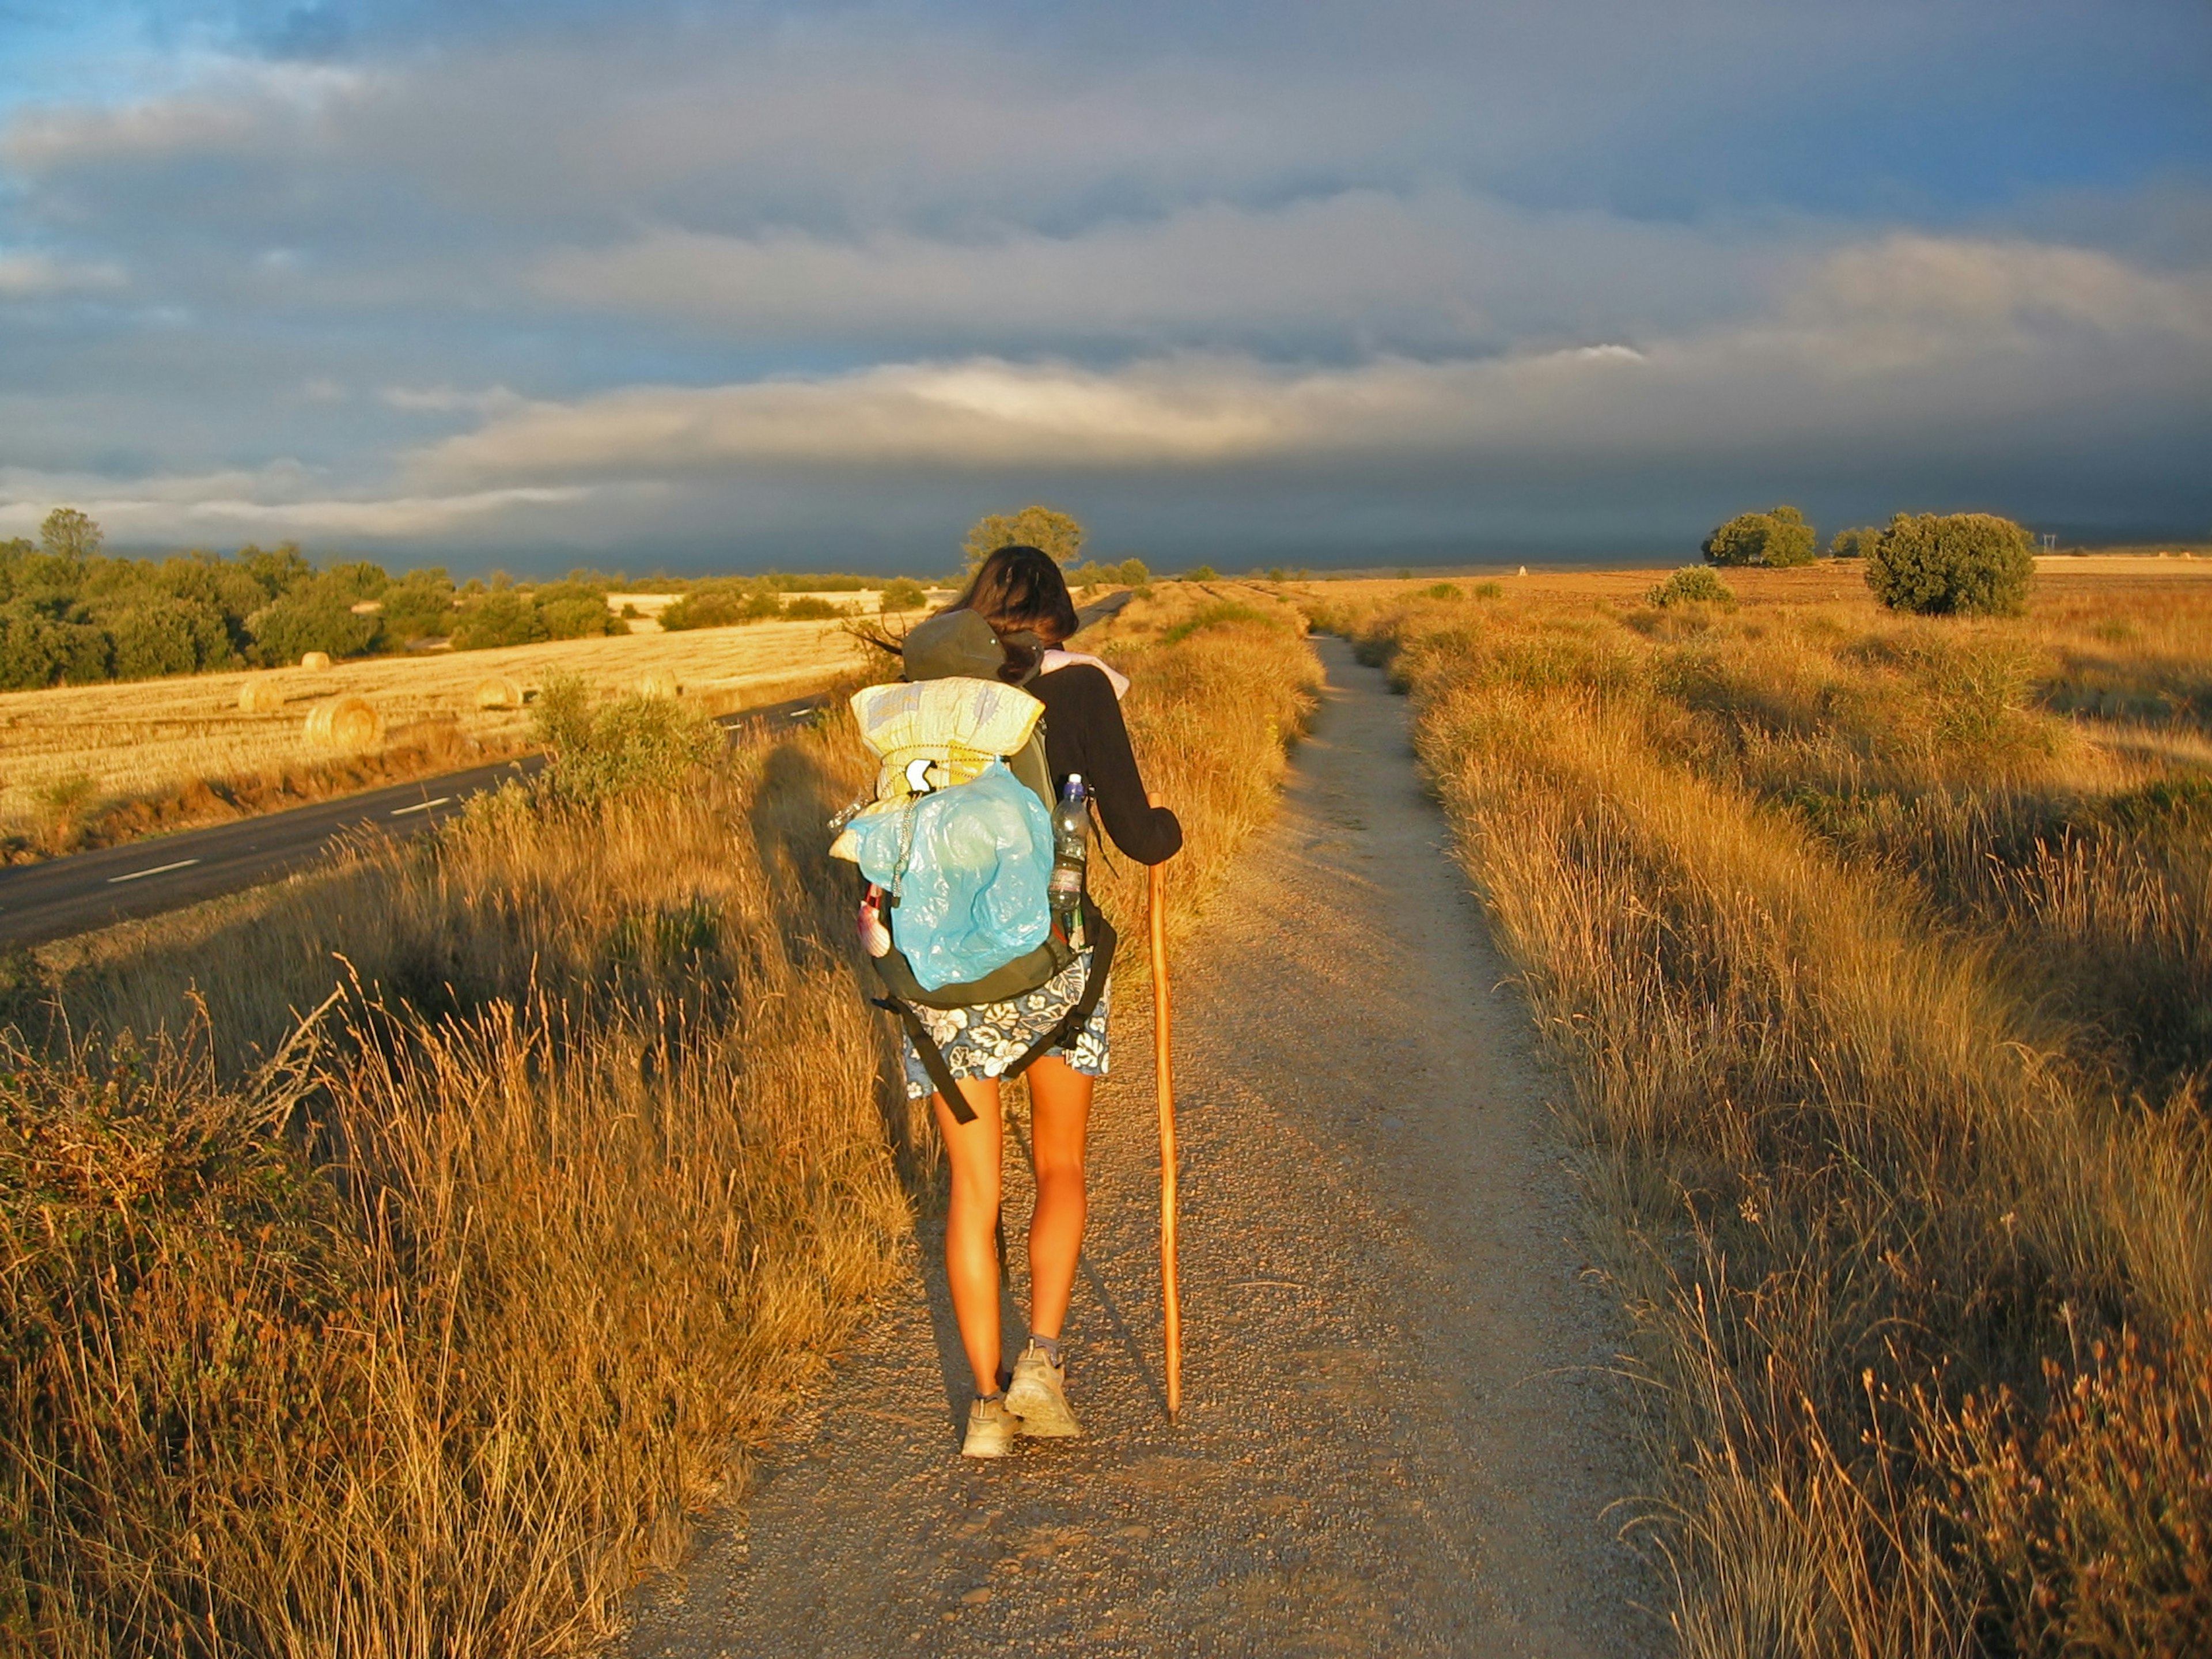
[901,609,1043,684]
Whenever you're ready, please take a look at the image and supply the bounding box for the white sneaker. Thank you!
[961,1394,1020,1459]
[1006,1340,1082,1438]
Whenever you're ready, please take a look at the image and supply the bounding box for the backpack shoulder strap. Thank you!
[1001,914,1115,1085]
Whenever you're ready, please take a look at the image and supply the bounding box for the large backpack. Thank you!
[830,611,1116,1121]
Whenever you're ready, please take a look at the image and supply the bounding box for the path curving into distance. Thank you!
[626,634,1656,1657]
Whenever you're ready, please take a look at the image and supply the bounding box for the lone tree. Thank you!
[40,507,103,563]
[1701,504,1817,567]
[962,505,1084,570]
[1863,512,2036,616]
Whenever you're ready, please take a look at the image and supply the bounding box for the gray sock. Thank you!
[1030,1333,1063,1366]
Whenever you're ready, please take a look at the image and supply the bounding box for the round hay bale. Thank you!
[237,675,286,712]
[637,668,682,699]
[300,650,332,671]
[304,695,385,750]
[473,675,524,710]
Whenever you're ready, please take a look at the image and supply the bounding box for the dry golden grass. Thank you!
[6,727,908,1656]
[2,589,1320,1656]
[1311,569,2212,1656]
[0,616,870,832]
[1085,581,1320,956]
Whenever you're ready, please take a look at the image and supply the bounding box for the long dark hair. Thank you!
[942,545,1080,683]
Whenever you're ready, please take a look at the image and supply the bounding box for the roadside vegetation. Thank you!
[1075,580,1319,944]
[0,615,872,857]
[0,578,1318,1654]
[1309,567,2211,1654]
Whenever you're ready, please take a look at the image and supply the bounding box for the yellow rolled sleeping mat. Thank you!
[830,676,1045,862]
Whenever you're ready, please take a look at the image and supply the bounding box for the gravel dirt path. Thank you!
[624,635,1657,1657]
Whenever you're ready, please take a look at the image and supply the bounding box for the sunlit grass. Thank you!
[1,582,1319,1654]
[1310,569,2212,1655]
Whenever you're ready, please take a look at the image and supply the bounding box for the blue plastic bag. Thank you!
[846,760,1052,991]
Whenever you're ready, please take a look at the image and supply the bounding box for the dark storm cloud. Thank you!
[0,1,2206,563]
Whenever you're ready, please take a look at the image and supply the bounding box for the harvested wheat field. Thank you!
[0,617,867,830]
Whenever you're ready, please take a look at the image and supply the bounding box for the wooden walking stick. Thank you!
[1148,791,1183,1423]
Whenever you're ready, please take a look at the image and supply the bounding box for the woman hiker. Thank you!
[906,546,1181,1458]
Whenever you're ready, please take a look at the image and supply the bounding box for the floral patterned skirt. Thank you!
[900,949,1110,1100]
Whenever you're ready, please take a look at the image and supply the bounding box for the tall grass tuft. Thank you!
[1084,582,1320,950]
[5,719,908,1655]
[1310,575,2212,1655]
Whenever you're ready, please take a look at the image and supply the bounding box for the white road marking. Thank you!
[389,797,453,816]
[108,858,200,884]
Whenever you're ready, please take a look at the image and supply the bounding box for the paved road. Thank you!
[0,693,829,948]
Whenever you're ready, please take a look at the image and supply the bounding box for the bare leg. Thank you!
[1024,1055,1094,1340]
[931,1076,1005,1395]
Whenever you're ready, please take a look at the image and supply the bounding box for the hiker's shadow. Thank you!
[753,736,935,1176]
[749,740,855,955]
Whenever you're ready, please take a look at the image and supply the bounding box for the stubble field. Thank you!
[0,616,881,853]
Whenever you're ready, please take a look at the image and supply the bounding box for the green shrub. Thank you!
[1702,505,1817,567]
[537,598,617,640]
[449,592,549,650]
[879,578,928,613]
[532,674,722,803]
[101,598,233,679]
[779,596,846,621]
[0,606,111,688]
[756,571,875,592]
[238,542,314,598]
[377,569,457,644]
[1828,525,1881,560]
[535,593,619,641]
[1065,558,1149,589]
[319,560,389,602]
[1160,601,1280,646]
[962,505,1084,570]
[1864,512,2036,616]
[1648,566,1738,608]
[1422,582,1462,601]
[659,581,781,630]
[1184,565,1218,581]
[1472,581,1503,600]
[249,593,380,664]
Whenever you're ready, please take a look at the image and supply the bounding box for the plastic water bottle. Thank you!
[1047,773,1089,949]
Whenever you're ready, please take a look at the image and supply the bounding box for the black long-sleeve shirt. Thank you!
[1029,663,1183,866]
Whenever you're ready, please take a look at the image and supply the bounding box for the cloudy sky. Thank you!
[1,1,2206,572]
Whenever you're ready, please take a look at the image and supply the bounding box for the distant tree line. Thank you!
[1700,502,2038,616]
[0,509,952,690]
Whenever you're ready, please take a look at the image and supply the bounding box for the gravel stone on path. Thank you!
[623,634,1658,1658]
